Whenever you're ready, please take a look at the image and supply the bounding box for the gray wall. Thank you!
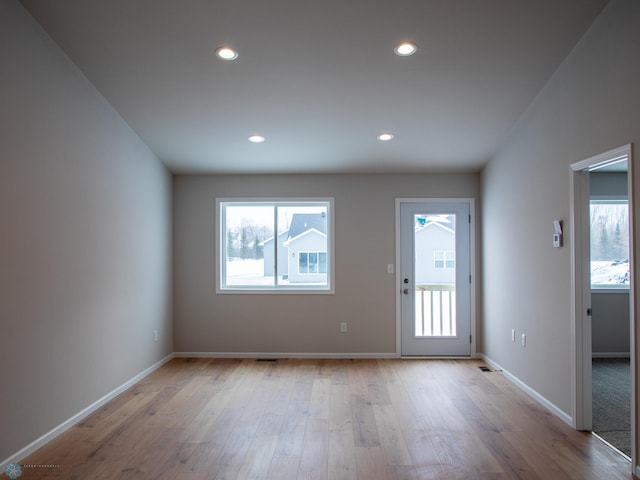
[481,0,640,416]
[0,1,173,462]
[173,174,480,354]
[592,292,630,355]
[590,171,628,197]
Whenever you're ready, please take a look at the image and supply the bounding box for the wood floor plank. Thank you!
[266,457,300,479]
[298,418,329,480]
[329,383,353,431]
[350,393,381,448]
[273,373,310,458]
[273,409,307,459]
[355,446,391,480]
[235,434,278,480]
[13,358,633,480]
[176,392,233,443]
[372,404,413,467]
[211,424,254,480]
[328,428,357,480]
[309,378,332,420]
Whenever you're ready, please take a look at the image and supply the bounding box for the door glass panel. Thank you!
[413,213,456,337]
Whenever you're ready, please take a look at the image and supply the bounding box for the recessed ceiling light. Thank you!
[378,133,394,141]
[394,42,417,56]
[248,135,266,143]
[216,46,238,60]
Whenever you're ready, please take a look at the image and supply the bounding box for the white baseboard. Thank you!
[173,352,399,359]
[479,354,573,427]
[592,352,631,358]
[396,352,481,360]
[1,353,175,472]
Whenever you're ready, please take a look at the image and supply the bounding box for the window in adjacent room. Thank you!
[590,199,629,288]
[217,199,334,293]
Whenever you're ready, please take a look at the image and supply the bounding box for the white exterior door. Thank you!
[400,201,472,356]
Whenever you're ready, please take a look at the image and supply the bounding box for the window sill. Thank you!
[591,287,630,294]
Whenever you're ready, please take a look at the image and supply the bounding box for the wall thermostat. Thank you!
[553,220,563,248]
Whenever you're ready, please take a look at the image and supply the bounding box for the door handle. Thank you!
[403,288,409,295]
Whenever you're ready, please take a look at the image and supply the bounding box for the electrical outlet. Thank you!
[340,322,348,333]
[511,329,515,342]
[521,333,526,347]
[154,330,158,342]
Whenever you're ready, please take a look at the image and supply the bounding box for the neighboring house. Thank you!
[414,219,455,286]
[262,213,328,283]
[286,212,328,242]
[284,228,328,283]
[260,231,289,278]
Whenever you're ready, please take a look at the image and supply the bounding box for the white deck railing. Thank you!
[415,284,456,337]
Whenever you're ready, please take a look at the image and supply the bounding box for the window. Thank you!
[590,199,629,288]
[218,199,333,293]
[299,252,327,274]
[434,251,455,269]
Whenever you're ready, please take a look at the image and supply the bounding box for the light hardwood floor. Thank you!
[14,358,633,479]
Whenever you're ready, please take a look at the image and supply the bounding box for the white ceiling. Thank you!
[20,0,609,174]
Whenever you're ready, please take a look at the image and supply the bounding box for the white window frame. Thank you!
[216,198,335,294]
[434,251,455,269]
[298,252,328,275]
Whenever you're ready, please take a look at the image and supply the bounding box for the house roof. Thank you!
[283,228,327,247]
[258,213,327,246]
[258,230,288,247]
[287,213,327,240]
[416,221,455,235]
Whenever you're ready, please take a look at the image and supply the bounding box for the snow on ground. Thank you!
[226,258,275,285]
[591,260,629,286]
[225,258,327,286]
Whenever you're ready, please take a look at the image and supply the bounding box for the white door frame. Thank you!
[395,198,476,357]
[570,144,637,470]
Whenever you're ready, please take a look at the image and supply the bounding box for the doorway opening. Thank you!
[570,144,636,466]
[590,159,631,456]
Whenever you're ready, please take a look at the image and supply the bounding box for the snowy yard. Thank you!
[225,258,282,285]
[224,258,327,286]
[591,260,629,286]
